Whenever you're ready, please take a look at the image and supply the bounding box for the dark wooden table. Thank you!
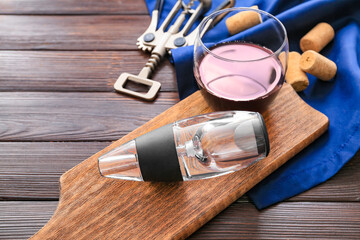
[0,1,359,239]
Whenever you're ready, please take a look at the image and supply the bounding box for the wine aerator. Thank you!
[98,111,269,182]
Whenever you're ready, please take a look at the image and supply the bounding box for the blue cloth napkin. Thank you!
[145,0,360,209]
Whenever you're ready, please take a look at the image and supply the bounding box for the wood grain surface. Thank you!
[0,0,148,14]
[0,92,178,141]
[190,201,360,239]
[1,1,359,239]
[28,84,329,239]
[0,142,109,200]
[2,201,360,240]
[0,51,176,92]
[1,142,359,201]
[0,15,148,50]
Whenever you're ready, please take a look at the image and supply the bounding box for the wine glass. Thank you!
[193,7,288,107]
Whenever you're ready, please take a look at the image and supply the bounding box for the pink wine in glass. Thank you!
[198,42,285,101]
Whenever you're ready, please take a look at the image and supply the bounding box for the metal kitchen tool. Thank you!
[114,0,234,101]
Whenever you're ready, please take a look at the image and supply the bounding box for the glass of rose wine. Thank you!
[194,7,288,108]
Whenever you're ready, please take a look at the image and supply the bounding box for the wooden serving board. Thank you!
[30,83,329,240]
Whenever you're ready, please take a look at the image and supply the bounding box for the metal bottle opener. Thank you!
[114,0,234,101]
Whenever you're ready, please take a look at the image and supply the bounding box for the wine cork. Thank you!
[300,22,335,52]
[279,51,309,92]
[300,50,337,81]
[226,6,262,35]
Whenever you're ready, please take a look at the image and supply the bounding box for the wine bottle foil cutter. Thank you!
[98,111,270,182]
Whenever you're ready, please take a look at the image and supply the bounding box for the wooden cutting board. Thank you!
[30,83,329,240]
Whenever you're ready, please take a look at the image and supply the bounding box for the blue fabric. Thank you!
[145,0,360,208]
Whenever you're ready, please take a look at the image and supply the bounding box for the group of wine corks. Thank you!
[224,8,337,92]
[283,22,337,92]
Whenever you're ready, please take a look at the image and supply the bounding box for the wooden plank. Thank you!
[0,201,58,240]
[1,201,359,240]
[0,51,176,92]
[0,0,148,15]
[190,202,360,239]
[0,15,149,50]
[0,142,109,200]
[1,141,359,201]
[0,92,179,141]
[29,84,329,239]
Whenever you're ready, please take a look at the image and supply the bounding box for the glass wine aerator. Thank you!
[98,111,269,181]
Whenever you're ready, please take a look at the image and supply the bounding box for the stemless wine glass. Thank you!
[194,7,288,107]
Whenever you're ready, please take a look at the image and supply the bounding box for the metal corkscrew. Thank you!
[114,0,234,101]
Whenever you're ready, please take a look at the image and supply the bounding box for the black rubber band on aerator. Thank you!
[135,124,183,182]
